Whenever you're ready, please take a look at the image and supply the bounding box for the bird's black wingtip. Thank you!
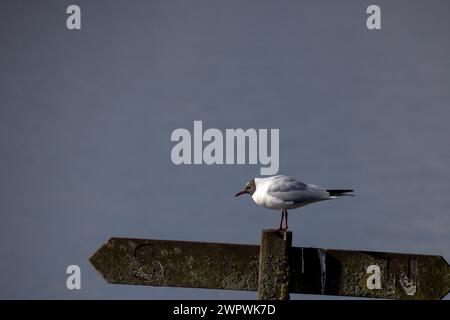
[327,189,355,196]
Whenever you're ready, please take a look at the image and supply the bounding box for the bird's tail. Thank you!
[327,189,354,197]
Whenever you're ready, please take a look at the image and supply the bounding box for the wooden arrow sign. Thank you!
[289,247,450,299]
[90,238,260,291]
[90,236,450,300]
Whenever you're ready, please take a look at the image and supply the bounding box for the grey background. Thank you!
[1,0,449,299]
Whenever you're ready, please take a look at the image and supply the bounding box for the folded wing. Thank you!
[267,176,329,204]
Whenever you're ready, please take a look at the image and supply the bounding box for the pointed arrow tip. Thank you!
[439,256,450,300]
[89,237,117,282]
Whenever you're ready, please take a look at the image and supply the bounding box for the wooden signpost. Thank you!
[90,230,450,300]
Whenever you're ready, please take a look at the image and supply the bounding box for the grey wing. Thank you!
[268,177,329,204]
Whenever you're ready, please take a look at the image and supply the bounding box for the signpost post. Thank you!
[90,230,450,300]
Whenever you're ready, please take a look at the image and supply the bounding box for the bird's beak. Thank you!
[235,190,246,197]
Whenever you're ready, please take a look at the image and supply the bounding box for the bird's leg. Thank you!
[284,210,289,230]
[278,210,285,231]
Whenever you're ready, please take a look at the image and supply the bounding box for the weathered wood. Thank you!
[90,237,259,291]
[289,248,450,299]
[257,230,292,300]
[90,237,450,299]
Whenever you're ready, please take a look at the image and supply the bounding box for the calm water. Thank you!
[1,0,449,299]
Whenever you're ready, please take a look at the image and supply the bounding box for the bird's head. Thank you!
[235,178,256,197]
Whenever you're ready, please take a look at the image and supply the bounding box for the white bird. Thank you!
[235,175,354,230]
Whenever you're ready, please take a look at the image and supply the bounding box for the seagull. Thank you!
[235,175,354,231]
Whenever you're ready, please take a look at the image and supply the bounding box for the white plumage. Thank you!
[252,175,330,210]
[235,175,354,230]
